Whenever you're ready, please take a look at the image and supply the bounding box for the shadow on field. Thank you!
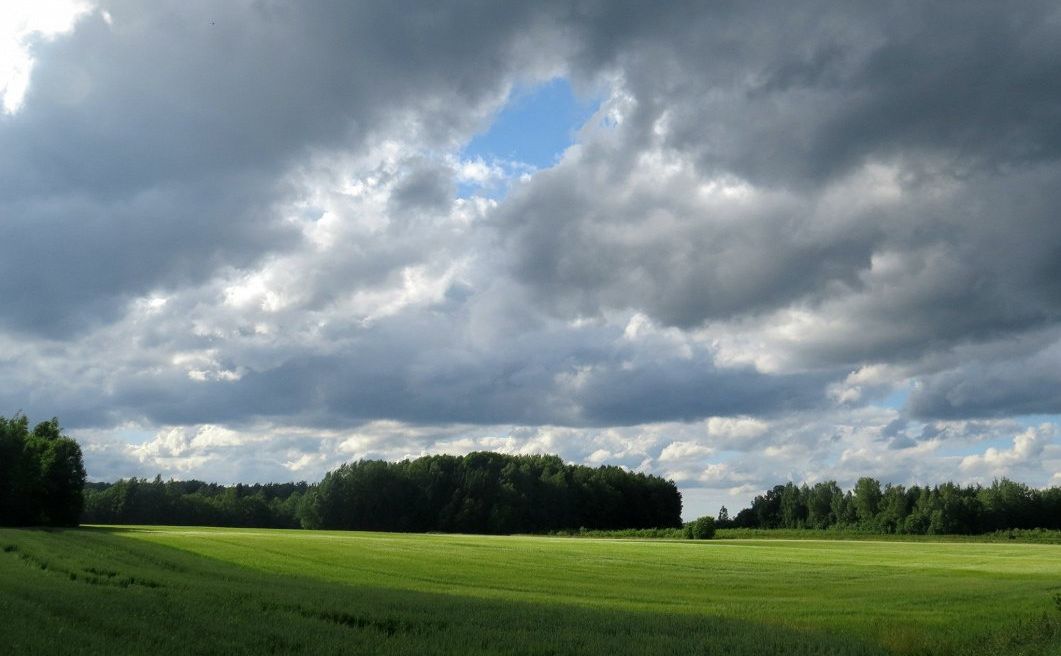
[0,527,1054,656]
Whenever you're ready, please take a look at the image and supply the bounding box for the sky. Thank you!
[2,1,1060,519]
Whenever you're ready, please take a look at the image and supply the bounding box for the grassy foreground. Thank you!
[712,528,1061,544]
[1,526,1059,655]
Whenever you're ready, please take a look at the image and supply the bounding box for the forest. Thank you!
[82,479,309,528]
[78,463,1061,536]
[82,452,684,534]
[719,477,1061,534]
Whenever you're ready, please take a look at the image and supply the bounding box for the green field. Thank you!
[2,526,1059,655]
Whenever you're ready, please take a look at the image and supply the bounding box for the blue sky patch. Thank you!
[881,387,909,410]
[462,77,600,170]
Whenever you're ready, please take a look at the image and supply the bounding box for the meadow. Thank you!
[2,526,1059,655]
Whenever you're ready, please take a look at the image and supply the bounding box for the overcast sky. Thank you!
[3,1,1060,518]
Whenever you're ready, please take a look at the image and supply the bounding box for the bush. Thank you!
[685,515,716,540]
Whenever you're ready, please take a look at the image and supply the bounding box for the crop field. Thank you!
[1,526,1060,655]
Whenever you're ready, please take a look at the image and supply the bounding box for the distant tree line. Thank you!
[0,415,86,527]
[718,478,1061,534]
[82,478,308,528]
[81,452,683,534]
[27,417,1057,538]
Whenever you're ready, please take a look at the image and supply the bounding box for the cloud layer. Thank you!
[2,0,1060,516]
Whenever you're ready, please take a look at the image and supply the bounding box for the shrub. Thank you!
[685,516,716,540]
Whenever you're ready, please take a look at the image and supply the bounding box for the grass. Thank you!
[714,528,1061,544]
[1,526,1059,655]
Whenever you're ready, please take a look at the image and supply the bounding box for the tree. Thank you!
[978,479,1037,531]
[902,486,933,534]
[0,414,30,523]
[830,489,856,526]
[777,483,806,528]
[806,482,840,529]
[752,485,786,529]
[877,484,910,534]
[717,505,730,527]
[0,415,85,527]
[852,477,882,526]
[929,483,982,534]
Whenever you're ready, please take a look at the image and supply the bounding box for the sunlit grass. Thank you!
[1,526,1059,655]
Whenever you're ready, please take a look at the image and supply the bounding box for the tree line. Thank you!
[82,478,308,528]
[0,415,86,527]
[303,452,683,533]
[718,478,1061,534]
[82,452,684,534]
[8,410,1057,538]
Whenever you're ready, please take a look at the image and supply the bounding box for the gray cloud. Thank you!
[1,293,829,431]
[389,160,456,216]
[908,336,1061,419]
[1,1,1059,489]
[495,1,1061,405]
[0,0,563,335]
[588,1,1061,186]
[497,148,882,328]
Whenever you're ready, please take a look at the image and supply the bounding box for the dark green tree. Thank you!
[0,415,86,526]
[300,452,681,534]
[877,484,910,534]
[852,477,882,526]
[806,481,840,529]
[779,483,807,528]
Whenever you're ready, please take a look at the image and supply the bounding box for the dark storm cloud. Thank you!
[571,1,1061,186]
[0,0,562,335]
[496,0,1061,384]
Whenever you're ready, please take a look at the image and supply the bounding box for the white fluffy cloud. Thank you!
[0,0,93,112]
[959,425,1055,479]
